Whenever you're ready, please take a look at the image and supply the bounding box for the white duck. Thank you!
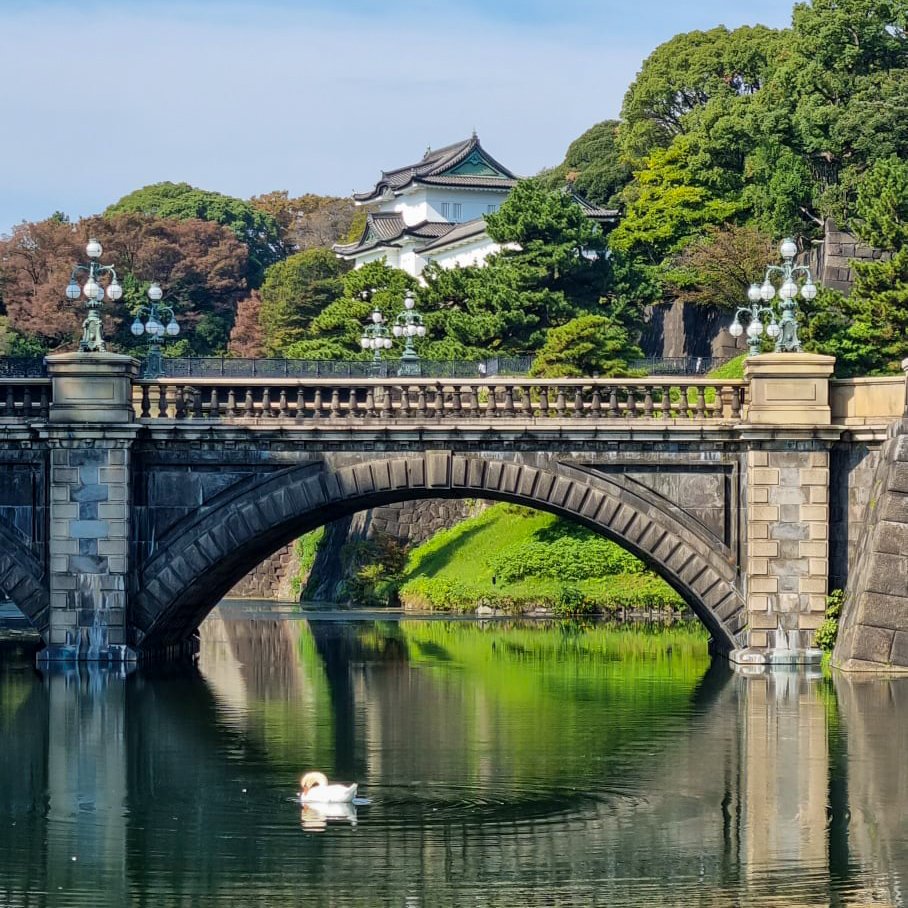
[298,771,358,804]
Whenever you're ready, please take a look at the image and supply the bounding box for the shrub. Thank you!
[490,529,644,582]
[553,585,595,617]
[814,589,846,652]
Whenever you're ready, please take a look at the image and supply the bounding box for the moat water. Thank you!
[0,603,906,906]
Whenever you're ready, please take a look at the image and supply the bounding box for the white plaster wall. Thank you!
[378,187,509,225]
[398,243,427,277]
[354,248,399,269]
[431,237,502,270]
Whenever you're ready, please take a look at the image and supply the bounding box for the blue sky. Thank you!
[0,0,795,234]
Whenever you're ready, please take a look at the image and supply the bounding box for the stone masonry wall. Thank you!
[835,421,908,669]
[230,499,488,602]
[829,443,882,590]
[304,498,489,603]
[45,431,135,656]
[805,219,890,295]
[228,543,301,600]
[746,445,830,652]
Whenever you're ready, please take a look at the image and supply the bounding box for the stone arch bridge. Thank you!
[0,352,904,668]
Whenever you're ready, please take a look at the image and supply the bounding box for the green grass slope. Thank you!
[398,503,684,615]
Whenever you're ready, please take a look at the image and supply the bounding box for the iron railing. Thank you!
[145,356,535,379]
[0,357,47,378]
[629,356,733,375]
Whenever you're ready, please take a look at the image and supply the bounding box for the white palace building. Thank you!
[333,133,615,278]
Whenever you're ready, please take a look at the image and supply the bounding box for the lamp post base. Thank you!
[397,354,422,378]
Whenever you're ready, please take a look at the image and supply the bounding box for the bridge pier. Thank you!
[732,354,836,667]
[37,354,139,664]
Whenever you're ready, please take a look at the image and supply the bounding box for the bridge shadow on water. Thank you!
[0,615,907,905]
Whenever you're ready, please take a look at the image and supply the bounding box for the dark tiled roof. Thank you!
[416,175,517,190]
[352,135,518,203]
[415,218,489,253]
[333,215,456,257]
[572,193,619,223]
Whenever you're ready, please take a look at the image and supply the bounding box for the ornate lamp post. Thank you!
[729,237,818,356]
[392,290,426,377]
[65,238,123,352]
[130,283,181,378]
[359,290,393,370]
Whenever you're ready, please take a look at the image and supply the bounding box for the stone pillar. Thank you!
[37,354,139,664]
[734,353,836,666]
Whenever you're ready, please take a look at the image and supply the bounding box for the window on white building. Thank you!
[440,202,451,219]
[452,203,462,221]
[486,204,498,213]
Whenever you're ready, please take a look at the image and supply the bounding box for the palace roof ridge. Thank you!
[353,134,518,203]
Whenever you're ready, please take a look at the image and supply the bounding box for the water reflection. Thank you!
[0,614,905,905]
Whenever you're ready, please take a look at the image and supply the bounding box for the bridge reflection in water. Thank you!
[0,611,905,906]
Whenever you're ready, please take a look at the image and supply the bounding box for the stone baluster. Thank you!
[463,384,477,418]
[503,384,516,417]
[330,388,342,419]
[573,386,584,418]
[140,386,151,419]
[243,388,254,418]
[660,386,671,420]
[399,385,411,418]
[380,385,393,419]
[173,387,186,419]
[347,388,358,418]
[608,387,619,418]
[695,385,707,419]
[644,385,654,418]
[192,387,203,418]
[590,386,602,418]
[451,385,463,419]
[225,388,237,418]
[434,384,445,419]
[209,388,219,418]
[165,385,178,418]
[626,387,637,419]
[485,384,497,418]
[538,387,549,418]
[261,387,273,418]
[417,385,428,418]
[279,389,289,418]
[39,386,50,419]
[518,386,532,419]
[730,385,742,420]
[312,388,323,419]
[296,389,306,421]
[555,388,566,418]
[678,385,690,419]
[365,387,376,418]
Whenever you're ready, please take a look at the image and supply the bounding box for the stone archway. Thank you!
[0,521,49,634]
[133,452,746,654]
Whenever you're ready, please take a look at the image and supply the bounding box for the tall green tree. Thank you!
[106,182,282,285]
[803,153,908,375]
[539,121,631,208]
[285,260,417,360]
[259,249,348,355]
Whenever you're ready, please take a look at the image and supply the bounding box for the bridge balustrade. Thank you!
[0,378,51,420]
[133,377,748,423]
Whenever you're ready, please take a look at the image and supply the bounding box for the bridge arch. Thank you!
[0,521,48,634]
[134,452,746,654]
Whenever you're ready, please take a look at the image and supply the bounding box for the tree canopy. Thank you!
[106,182,282,285]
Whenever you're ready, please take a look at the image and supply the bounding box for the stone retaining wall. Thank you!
[805,219,889,294]
[834,420,908,669]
